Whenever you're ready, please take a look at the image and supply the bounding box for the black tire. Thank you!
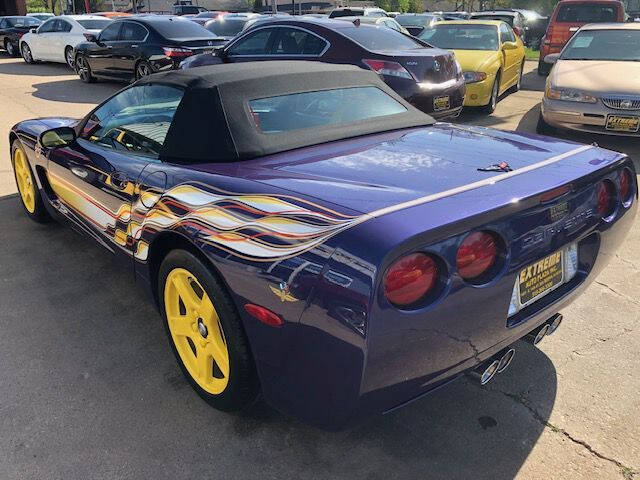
[536,112,556,135]
[21,43,35,64]
[483,72,500,114]
[10,140,51,223]
[158,249,259,411]
[538,58,550,76]
[135,60,153,80]
[5,39,18,57]
[510,62,524,93]
[65,46,75,69]
[75,55,95,83]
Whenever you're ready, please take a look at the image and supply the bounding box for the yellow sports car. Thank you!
[420,20,526,113]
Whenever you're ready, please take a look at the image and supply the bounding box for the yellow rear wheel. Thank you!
[164,267,230,395]
[13,147,36,214]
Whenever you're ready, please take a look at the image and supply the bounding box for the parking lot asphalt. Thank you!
[0,57,638,480]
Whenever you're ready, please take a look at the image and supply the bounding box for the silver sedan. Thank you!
[538,23,640,137]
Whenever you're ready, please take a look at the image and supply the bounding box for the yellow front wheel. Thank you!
[159,249,258,410]
[11,141,49,222]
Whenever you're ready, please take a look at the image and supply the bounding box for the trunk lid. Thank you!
[196,124,623,215]
[375,48,457,82]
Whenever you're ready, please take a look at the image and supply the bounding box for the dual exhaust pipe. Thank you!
[524,313,563,346]
[469,313,563,386]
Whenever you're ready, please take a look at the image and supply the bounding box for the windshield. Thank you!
[249,86,406,134]
[6,17,41,27]
[77,19,113,30]
[395,15,435,26]
[153,18,215,39]
[561,29,640,61]
[421,24,499,50]
[341,25,424,50]
[206,18,246,36]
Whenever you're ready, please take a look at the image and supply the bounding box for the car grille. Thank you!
[602,97,640,110]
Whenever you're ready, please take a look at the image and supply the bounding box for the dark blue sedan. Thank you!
[9,62,636,428]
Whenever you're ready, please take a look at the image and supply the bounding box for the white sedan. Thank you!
[19,15,112,68]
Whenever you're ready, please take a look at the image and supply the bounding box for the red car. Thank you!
[538,0,624,75]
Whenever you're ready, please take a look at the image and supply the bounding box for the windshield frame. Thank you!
[6,17,42,27]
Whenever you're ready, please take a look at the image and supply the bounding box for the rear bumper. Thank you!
[396,77,466,119]
[542,97,640,137]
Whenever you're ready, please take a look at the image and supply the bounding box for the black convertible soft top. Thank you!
[137,61,435,163]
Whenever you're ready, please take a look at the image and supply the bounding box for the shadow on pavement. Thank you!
[521,68,545,93]
[31,79,121,104]
[0,57,74,76]
[0,193,558,480]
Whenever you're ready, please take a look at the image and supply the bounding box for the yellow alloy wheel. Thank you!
[14,148,36,213]
[164,268,230,394]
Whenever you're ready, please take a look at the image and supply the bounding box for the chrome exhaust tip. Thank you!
[469,359,501,385]
[496,348,515,373]
[525,323,550,345]
[546,314,563,335]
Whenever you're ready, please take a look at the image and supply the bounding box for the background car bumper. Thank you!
[463,76,494,107]
[542,97,640,137]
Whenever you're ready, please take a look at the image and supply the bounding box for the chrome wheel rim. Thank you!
[22,44,32,62]
[76,57,88,81]
[66,49,74,68]
[6,41,14,55]
[137,63,151,78]
[491,81,498,110]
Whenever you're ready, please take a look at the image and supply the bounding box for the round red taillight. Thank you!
[456,231,498,280]
[597,180,616,217]
[384,253,437,306]
[619,169,632,204]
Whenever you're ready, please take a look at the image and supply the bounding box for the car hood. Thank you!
[449,49,499,73]
[552,60,640,95]
[202,124,591,214]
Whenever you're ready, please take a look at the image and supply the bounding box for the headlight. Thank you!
[546,87,598,103]
[463,71,487,84]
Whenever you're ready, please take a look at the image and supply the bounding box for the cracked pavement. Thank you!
[0,58,638,479]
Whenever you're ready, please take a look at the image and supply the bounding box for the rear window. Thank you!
[206,18,247,36]
[471,14,514,24]
[6,17,41,27]
[249,86,407,134]
[329,9,365,18]
[556,4,618,22]
[395,15,436,26]
[176,6,201,14]
[77,19,113,30]
[341,25,424,50]
[152,18,216,39]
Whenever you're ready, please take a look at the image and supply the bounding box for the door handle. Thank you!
[107,45,113,49]
[131,44,138,48]
[110,172,128,190]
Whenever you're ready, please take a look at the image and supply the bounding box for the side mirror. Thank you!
[513,26,521,37]
[502,41,518,50]
[39,127,76,149]
[544,53,560,65]
[84,32,98,42]
[30,28,37,33]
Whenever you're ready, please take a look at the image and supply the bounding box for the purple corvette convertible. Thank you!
[9,62,636,428]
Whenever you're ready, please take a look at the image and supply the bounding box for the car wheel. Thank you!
[158,249,259,411]
[511,62,524,93]
[75,55,95,83]
[5,39,17,57]
[21,43,34,64]
[536,112,556,136]
[537,59,550,76]
[135,60,153,80]
[483,73,500,114]
[65,46,75,69]
[11,140,50,223]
